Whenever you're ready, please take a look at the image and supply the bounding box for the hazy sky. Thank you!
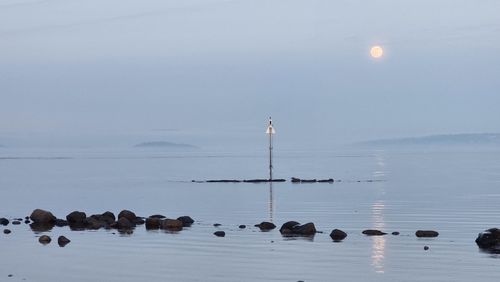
[1,0,499,149]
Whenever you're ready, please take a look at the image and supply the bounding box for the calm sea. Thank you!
[1,146,499,281]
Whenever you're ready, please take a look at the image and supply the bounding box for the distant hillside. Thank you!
[355,133,500,147]
[134,141,197,149]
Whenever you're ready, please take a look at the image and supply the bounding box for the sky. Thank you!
[1,0,499,149]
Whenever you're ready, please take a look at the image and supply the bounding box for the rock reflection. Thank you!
[371,202,386,274]
[269,182,274,223]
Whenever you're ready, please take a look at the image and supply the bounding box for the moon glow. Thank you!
[370,46,384,58]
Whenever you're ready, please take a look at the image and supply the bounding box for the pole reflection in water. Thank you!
[371,201,386,274]
[269,182,274,222]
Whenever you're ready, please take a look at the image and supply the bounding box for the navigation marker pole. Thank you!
[266,117,276,180]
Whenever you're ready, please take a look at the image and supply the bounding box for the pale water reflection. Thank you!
[371,201,386,274]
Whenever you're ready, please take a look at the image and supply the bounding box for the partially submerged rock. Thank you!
[161,219,183,231]
[30,209,56,224]
[117,210,136,222]
[415,230,439,238]
[112,217,134,230]
[38,235,51,245]
[3,229,11,234]
[145,217,162,230]
[362,229,387,236]
[279,221,316,236]
[214,231,225,237]
[476,228,500,253]
[0,218,9,226]
[58,236,71,247]
[330,229,347,242]
[66,211,87,225]
[177,216,194,227]
[255,221,276,231]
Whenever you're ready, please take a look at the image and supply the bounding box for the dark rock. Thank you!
[475,228,500,252]
[362,229,387,236]
[256,221,276,231]
[392,231,400,236]
[424,246,429,250]
[279,221,301,234]
[3,229,11,234]
[330,229,347,241]
[292,222,316,236]
[149,214,166,219]
[0,218,8,226]
[206,179,241,183]
[133,218,145,225]
[291,177,301,183]
[213,223,221,227]
[30,209,56,224]
[100,211,116,224]
[415,230,439,238]
[8,274,13,277]
[214,231,225,237]
[145,217,162,229]
[84,217,103,229]
[243,179,286,183]
[280,221,316,236]
[25,216,29,220]
[54,219,69,227]
[58,236,71,247]
[161,219,183,231]
[38,235,51,245]
[239,225,246,229]
[112,217,134,230]
[24,220,30,224]
[12,220,21,225]
[66,211,87,224]
[30,222,55,232]
[318,178,334,183]
[177,216,194,227]
[117,210,136,222]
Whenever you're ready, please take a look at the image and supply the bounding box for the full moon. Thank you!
[370,45,384,58]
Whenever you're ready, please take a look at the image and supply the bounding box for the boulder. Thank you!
[0,218,8,226]
[214,231,225,237]
[84,217,103,230]
[38,235,51,245]
[424,246,429,251]
[239,225,246,229]
[279,221,316,236]
[362,229,387,236]
[255,221,276,231]
[3,229,11,234]
[66,211,87,224]
[279,221,300,234]
[12,220,21,225]
[161,219,183,231]
[213,223,221,227]
[145,217,162,229]
[415,230,439,238]
[475,228,500,252]
[113,217,134,230]
[292,222,316,236]
[30,209,56,224]
[330,229,347,241]
[100,211,116,224]
[177,216,194,227]
[117,210,136,222]
[392,231,400,236]
[58,236,71,247]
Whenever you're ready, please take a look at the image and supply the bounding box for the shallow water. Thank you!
[1,147,500,281]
